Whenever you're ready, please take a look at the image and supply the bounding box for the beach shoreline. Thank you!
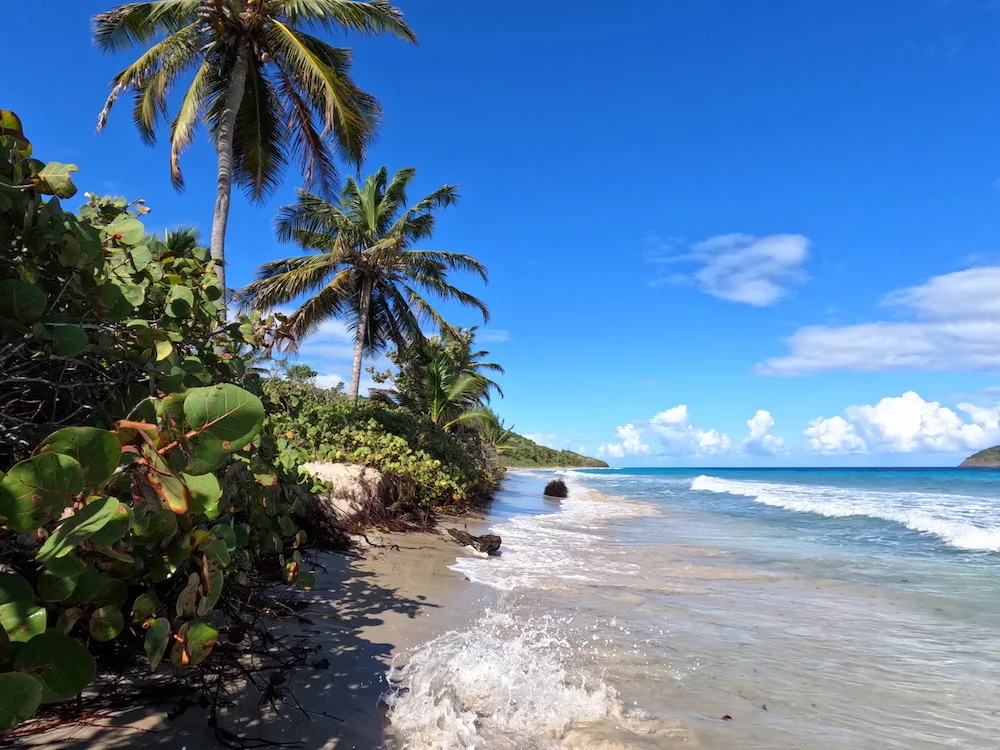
[18,521,496,750]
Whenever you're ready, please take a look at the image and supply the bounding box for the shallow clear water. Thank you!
[386,468,1000,749]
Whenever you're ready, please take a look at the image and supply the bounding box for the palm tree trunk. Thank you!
[349,281,372,405]
[209,44,250,315]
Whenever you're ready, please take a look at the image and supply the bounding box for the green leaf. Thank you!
[142,509,178,545]
[297,571,316,591]
[49,324,88,356]
[70,566,118,605]
[171,620,218,668]
[131,592,159,622]
[30,162,78,198]
[87,501,132,548]
[55,607,85,636]
[195,569,224,616]
[183,385,265,474]
[166,285,194,318]
[0,573,33,608]
[37,571,76,603]
[199,540,230,566]
[89,606,124,642]
[155,339,173,361]
[128,244,152,271]
[13,633,95,703]
[1,604,45,644]
[0,453,85,532]
[142,447,189,514]
[37,496,119,562]
[121,282,145,307]
[144,618,170,672]
[0,279,47,324]
[0,110,32,157]
[182,472,221,518]
[44,552,86,579]
[0,672,43,732]
[103,214,145,245]
[36,427,121,488]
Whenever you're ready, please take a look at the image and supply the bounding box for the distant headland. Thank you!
[960,446,1000,467]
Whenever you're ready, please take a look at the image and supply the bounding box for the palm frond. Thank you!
[231,59,288,202]
[169,58,212,189]
[93,1,200,52]
[275,0,417,43]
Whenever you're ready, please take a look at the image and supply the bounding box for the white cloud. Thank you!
[759,267,1000,375]
[804,416,868,453]
[600,406,783,458]
[744,410,786,455]
[598,423,650,458]
[650,233,809,306]
[805,391,1000,453]
[314,374,347,390]
[477,329,511,343]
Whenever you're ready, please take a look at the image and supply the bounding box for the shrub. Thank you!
[0,112,314,734]
[264,379,503,513]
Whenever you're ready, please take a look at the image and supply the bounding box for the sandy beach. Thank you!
[18,524,491,750]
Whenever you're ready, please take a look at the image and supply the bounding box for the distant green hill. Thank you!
[502,434,609,468]
[960,446,1000,467]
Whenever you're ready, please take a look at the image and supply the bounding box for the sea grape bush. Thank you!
[0,113,314,734]
[0,109,286,467]
[265,379,503,508]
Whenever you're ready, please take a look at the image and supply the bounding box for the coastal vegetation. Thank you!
[502,434,610,468]
[0,0,597,736]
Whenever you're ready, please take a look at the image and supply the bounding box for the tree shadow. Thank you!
[12,551,437,750]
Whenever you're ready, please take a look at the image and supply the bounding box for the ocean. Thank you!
[385,468,1000,749]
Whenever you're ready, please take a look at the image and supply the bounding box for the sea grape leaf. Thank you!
[50,325,88,356]
[144,618,170,672]
[37,571,76,603]
[44,552,86,579]
[1,605,46,643]
[13,633,95,703]
[36,428,120,488]
[88,606,124,642]
[0,453,85,532]
[87,501,132,548]
[183,385,265,474]
[131,592,159,622]
[38,496,119,562]
[0,279,47,324]
[0,672,43,732]
[183,472,221,518]
[30,162,78,198]
[170,620,218,668]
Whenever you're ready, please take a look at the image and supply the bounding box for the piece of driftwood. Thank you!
[446,528,502,554]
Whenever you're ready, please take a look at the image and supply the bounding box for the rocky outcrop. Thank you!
[301,462,390,523]
[543,479,568,498]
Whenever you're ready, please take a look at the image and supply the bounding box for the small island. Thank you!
[960,446,1000,467]
[503,434,609,468]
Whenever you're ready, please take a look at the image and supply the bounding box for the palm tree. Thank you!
[93,0,416,300]
[420,354,495,432]
[478,409,517,452]
[375,328,504,411]
[240,166,489,404]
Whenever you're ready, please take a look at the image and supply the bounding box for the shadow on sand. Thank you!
[14,551,437,750]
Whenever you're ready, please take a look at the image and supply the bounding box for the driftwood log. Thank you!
[447,528,502,554]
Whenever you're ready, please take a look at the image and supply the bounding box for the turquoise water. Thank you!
[388,468,1000,749]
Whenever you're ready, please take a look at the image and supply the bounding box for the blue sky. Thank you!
[10,0,1000,466]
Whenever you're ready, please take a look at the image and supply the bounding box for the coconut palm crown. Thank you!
[93,0,416,296]
[240,166,490,404]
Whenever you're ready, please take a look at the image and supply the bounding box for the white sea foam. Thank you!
[451,474,659,591]
[383,609,623,750]
[691,475,1000,551]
